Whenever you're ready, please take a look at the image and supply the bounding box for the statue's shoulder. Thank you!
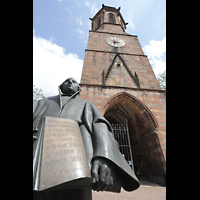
[78,96,100,111]
[46,95,59,101]
[78,96,93,105]
[34,95,59,105]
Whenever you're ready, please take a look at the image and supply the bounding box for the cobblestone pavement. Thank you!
[92,179,166,200]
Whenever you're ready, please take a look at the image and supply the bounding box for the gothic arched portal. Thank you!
[103,92,166,185]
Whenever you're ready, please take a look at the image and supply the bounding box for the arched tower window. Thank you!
[108,13,115,24]
[97,18,101,28]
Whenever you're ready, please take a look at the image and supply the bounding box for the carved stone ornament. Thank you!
[102,53,140,88]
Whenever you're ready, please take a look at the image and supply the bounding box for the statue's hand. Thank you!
[91,157,115,192]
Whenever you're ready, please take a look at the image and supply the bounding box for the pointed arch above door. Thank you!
[103,91,158,136]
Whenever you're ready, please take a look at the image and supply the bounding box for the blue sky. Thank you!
[33,0,166,97]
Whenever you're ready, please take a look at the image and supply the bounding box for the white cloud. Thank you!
[143,37,166,77]
[90,3,98,16]
[85,2,98,16]
[76,16,83,26]
[33,29,83,97]
[143,37,166,60]
[85,2,90,7]
[57,0,63,4]
[127,17,134,31]
[76,28,85,38]
[76,28,88,43]
[64,7,72,14]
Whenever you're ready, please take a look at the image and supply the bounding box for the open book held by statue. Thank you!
[33,117,92,191]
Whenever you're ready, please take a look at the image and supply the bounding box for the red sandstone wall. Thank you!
[81,30,161,90]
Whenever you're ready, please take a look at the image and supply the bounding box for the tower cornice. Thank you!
[85,49,147,57]
[79,83,165,93]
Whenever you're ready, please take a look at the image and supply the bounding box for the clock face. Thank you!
[106,37,125,47]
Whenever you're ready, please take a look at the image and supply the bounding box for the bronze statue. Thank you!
[33,77,139,200]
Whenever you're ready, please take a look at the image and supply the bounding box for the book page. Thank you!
[39,117,91,191]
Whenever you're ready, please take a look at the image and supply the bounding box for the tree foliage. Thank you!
[33,85,45,102]
[157,70,166,92]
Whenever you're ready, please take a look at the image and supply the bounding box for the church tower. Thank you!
[80,5,166,186]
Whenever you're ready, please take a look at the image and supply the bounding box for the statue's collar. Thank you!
[58,86,80,110]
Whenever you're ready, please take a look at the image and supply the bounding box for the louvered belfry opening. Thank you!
[111,119,134,170]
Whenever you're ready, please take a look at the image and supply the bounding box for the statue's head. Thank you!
[59,77,81,96]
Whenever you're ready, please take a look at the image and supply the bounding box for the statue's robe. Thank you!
[33,94,139,199]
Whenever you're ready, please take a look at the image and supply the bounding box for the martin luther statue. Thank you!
[33,77,140,200]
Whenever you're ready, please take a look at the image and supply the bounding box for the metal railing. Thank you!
[111,119,134,170]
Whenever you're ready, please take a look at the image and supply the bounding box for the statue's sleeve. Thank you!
[82,102,140,192]
[33,100,39,114]
[33,100,48,131]
[33,100,40,131]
